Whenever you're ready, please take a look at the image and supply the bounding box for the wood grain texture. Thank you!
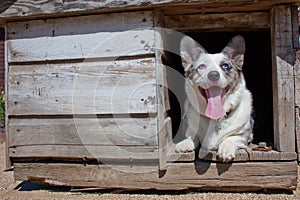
[7,11,154,62]
[8,117,158,147]
[9,145,158,161]
[8,58,156,115]
[167,147,296,162]
[153,10,169,171]
[271,5,296,152]
[295,60,300,160]
[0,0,299,19]
[164,12,270,31]
[14,161,298,191]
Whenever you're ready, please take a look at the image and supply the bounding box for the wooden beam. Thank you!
[271,5,296,152]
[164,12,270,31]
[0,0,299,20]
[154,9,169,171]
[14,161,298,191]
[293,59,299,179]
[167,147,297,162]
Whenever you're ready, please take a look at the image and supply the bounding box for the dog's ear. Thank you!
[222,35,245,70]
[180,36,206,70]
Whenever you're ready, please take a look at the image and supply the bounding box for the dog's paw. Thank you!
[175,138,195,153]
[217,140,236,162]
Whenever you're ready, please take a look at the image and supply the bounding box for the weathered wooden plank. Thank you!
[167,143,195,162]
[271,5,296,152]
[249,150,297,161]
[165,12,270,31]
[8,58,156,115]
[14,161,298,191]
[167,147,297,162]
[0,0,299,19]
[7,11,154,62]
[8,117,157,147]
[9,145,158,161]
[153,10,169,171]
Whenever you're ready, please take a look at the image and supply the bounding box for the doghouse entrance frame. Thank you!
[1,1,299,191]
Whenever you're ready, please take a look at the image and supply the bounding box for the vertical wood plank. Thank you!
[154,10,168,170]
[295,59,300,160]
[271,5,296,152]
[4,24,11,168]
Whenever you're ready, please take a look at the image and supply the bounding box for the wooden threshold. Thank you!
[167,143,297,162]
[14,161,297,191]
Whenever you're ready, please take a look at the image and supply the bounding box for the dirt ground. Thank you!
[0,139,300,200]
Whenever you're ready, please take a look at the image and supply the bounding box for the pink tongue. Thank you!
[205,87,226,120]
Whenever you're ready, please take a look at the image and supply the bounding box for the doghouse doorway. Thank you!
[163,31,274,148]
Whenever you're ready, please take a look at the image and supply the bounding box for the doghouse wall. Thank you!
[164,31,274,146]
[6,11,161,164]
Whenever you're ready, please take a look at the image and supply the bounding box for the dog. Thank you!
[175,35,254,162]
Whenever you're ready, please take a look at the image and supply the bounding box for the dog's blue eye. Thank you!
[221,63,231,70]
[198,64,206,69]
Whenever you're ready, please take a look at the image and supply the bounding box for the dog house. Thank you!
[1,0,300,191]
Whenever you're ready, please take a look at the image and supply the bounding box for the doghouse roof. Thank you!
[0,0,300,21]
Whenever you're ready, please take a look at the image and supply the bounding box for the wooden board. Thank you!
[9,145,158,162]
[167,146,297,162]
[271,5,296,152]
[295,60,300,160]
[164,12,270,31]
[8,116,159,161]
[8,58,156,115]
[13,161,297,191]
[0,0,299,19]
[7,11,154,62]
[8,117,158,147]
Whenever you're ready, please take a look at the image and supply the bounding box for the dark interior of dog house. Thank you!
[163,31,274,147]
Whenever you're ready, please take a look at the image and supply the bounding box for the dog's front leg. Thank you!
[175,126,199,153]
[217,136,248,162]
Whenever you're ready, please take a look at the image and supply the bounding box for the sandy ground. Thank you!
[0,140,299,200]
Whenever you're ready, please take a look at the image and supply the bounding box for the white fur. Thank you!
[176,36,253,162]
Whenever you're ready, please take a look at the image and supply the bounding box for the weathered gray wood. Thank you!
[167,147,297,162]
[0,0,299,19]
[159,117,172,170]
[154,10,169,171]
[271,5,296,152]
[8,117,157,147]
[8,58,156,115]
[167,143,195,162]
[14,161,298,191]
[164,12,270,31]
[9,145,158,161]
[7,11,154,62]
[291,6,299,50]
[294,59,300,161]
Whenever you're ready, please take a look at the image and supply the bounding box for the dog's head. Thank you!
[180,35,245,120]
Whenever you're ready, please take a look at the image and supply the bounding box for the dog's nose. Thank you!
[207,71,220,82]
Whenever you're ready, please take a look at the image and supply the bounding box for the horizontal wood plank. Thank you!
[9,145,158,161]
[0,0,299,19]
[14,161,297,191]
[8,58,157,115]
[7,11,154,62]
[9,117,158,147]
[167,146,297,162]
[164,12,270,31]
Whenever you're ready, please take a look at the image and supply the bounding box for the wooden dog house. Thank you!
[1,0,300,191]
